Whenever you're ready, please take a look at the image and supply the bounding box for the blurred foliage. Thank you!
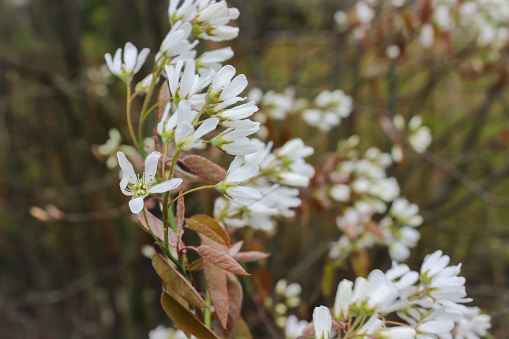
[1,0,509,338]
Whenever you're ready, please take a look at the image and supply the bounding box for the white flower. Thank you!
[420,251,473,307]
[216,156,261,206]
[194,1,240,41]
[212,127,259,155]
[197,47,234,75]
[173,100,219,151]
[420,24,435,48]
[206,65,248,113]
[285,315,308,339]
[313,306,331,339]
[149,325,188,339]
[454,307,491,339]
[166,59,214,102]
[377,326,416,338]
[159,21,197,58]
[333,279,353,320]
[117,151,183,213]
[135,73,158,94]
[105,42,149,83]
[168,0,197,23]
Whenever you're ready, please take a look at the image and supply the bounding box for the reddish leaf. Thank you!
[233,251,270,263]
[152,252,208,309]
[226,273,243,335]
[187,215,230,247]
[198,245,250,276]
[199,233,230,254]
[229,241,244,256]
[204,259,229,330]
[186,258,204,271]
[176,188,185,234]
[156,80,170,123]
[181,155,227,184]
[137,210,181,248]
[161,292,220,339]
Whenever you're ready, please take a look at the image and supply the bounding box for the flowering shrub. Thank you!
[91,0,496,337]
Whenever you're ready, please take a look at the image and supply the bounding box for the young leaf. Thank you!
[233,251,270,263]
[198,245,250,276]
[181,155,227,184]
[226,273,243,335]
[137,210,181,248]
[229,241,244,256]
[152,252,208,309]
[199,233,230,254]
[186,215,230,246]
[161,292,221,339]
[156,80,170,123]
[204,259,229,330]
[176,189,185,234]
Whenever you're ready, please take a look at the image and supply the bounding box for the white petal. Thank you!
[175,122,194,143]
[194,117,219,140]
[134,48,150,74]
[112,48,123,74]
[227,155,244,174]
[129,197,145,214]
[228,163,258,183]
[179,59,196,97]
[221,74,247,100]
[117,151,137,184]
[123,42,138,73]
[149,178,183,193]
[211,65,235,93]
[144,151,161,185]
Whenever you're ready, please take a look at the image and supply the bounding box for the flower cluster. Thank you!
[214,138,315,231]
[392,114,432,162]
[324,137,423,262]
[334,0,509,61]
[288,250,490,339]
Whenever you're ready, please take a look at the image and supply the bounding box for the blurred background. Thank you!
[1,0,509,338]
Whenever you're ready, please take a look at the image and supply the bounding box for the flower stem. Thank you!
[168,185,216,206]
[126,84,139,149]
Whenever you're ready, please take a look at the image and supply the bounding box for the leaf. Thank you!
[187,215,230,247]
[181,155,227,184]
[232,317,252,339]
[176,188,185,234]
[152,252,208,309]
[229,241,244,256]
[226,273,243,335]
[137,210,182,248]
[233,251,270,263]
[321,261,337,297]
[186,258,204,271]
[156,80,170,123]
[198,245,250,276]
[161,292,221,339]
[199,233,230,254]
[204,259,229,330]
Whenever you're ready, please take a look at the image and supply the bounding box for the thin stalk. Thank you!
[168,185,216,206]
[126,84,139,149]
[137,57,167,155]
[204,287,211,326]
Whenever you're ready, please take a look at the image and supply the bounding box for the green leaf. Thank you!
[161,292,221,339]
[152,252,208,309]
[232,317,252,339]
[204,259,229,330]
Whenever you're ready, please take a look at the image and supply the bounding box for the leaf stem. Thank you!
[126,84,139,149]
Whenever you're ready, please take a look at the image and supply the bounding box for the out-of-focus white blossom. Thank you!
[302,90,352,131]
